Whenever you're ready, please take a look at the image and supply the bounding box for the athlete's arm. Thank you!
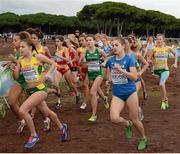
[99,49,107,59]
[147,49,154,64]
[114,64,137,81]
[11,62,21,80]
[36,54,56,80]
[136,53,149,76]
[44,46,51,58]
[167,46,177,68]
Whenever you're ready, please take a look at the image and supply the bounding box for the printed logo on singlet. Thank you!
[51,55,63,62]
[111,64,128,84]
[21,66,38,82]
[156,52,168,61]
[87,60,100,72]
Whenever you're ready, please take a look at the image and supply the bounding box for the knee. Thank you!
[90,89,96,96]
[19,108,26,117]
[160,83,165,87]
[110,116,119,123]
[110,114,123,124]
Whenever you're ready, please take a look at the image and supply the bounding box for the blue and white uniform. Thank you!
[106,55,136,101]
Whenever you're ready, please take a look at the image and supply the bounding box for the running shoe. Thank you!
[125,120,133,139]
[103,96,110,109]
[76,93,81,104]
[17,119,26,134]
[143,91,148,100]
[161,100,168,110]
[24,135,39,148]
[138,107,144,121]
[80,103,87,110]
[88,115,97,122]
[60,123,68,141]
[43,117,51,132]
[138,137,148,150]
[55,99,62,109]
[164,99,169,109]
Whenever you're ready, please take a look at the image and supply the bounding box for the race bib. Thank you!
[51,55,63,62]
[22,67,38,82]
[87,61,100,72]
[111,69,128,84]
[156,52,168,61]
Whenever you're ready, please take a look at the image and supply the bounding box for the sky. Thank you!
[0,0,179,18]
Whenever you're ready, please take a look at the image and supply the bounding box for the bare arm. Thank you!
[44,46,51,58]
[136,53,149,76]
[167,46,177,68]
[36,54,56,78]
[114,63,138,81]
[99,49,107,59]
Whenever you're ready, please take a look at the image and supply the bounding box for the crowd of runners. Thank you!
[0,27,178,150]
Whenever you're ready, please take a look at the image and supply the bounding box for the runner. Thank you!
[8,31,30,134]
[106,37,147,151]
[124,36,149,121]
[30,28,53,131]
[31,28,51,57]
[13,38,67,148]
[77,34,89,109]
[82,34,109,122]
[53,35,80,104]
[131,35,148,100]
[148,34,177,110]
[65,37,79,91]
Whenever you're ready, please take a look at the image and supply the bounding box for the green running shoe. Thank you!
[88,115,97,122]
[125,120,133,139]
[160,101,166,110]
[103,96,110,109]
[138,137,148,151]
[165,100,169,108]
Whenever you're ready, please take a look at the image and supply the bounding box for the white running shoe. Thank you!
[17,119,26,134]
[80,103,87,110]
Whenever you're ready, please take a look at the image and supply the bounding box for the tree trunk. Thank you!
[108,20,114,36]
[48,25,51,34]
[117,18,120,36]
[97,24,100,33]
[104,21,107,35]
[163,29,166,36]
[119,20,125,35]
[146,28,149,36]
[153,27,155,37]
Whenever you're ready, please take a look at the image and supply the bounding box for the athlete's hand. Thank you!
[105,80,112,85]
[11,64,20,72]
[172,63,177,69]
[114,63,122,71]
[43,74,51,81]
[137,72,142,77]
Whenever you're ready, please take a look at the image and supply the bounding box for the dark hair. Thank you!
[25,28,34,35]
[14,31,31,40]
[124,36,133,44]
[21,38,37,53]
[31,28,44,39]
[55,35,64,42]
